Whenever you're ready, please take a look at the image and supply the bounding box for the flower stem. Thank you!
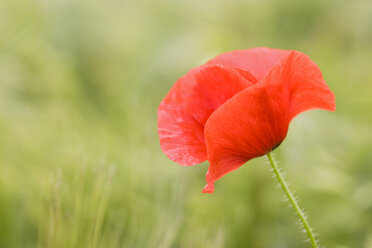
[266,152,318,248]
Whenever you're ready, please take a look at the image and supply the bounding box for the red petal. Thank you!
[158,65,254,166]
[206,47,290,81]
[202,51,335,193]
[285,52,336,118]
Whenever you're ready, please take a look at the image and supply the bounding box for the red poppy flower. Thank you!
[158,47,335,193]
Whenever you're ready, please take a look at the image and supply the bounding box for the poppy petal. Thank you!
[202,84,288,193]
[206,47,291,81]
[158,65,254,166]
[202,51,335,193]
[284,52,336,119]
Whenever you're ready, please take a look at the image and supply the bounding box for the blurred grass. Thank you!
[0,0,372,247]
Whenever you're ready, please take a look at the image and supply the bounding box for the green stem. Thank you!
[266,152,318,248]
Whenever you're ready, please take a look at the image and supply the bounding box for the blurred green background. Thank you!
[0,0,372,247]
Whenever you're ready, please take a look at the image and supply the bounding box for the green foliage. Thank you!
[0,0,372,247]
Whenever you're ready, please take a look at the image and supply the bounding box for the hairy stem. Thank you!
[266,152,319,248]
